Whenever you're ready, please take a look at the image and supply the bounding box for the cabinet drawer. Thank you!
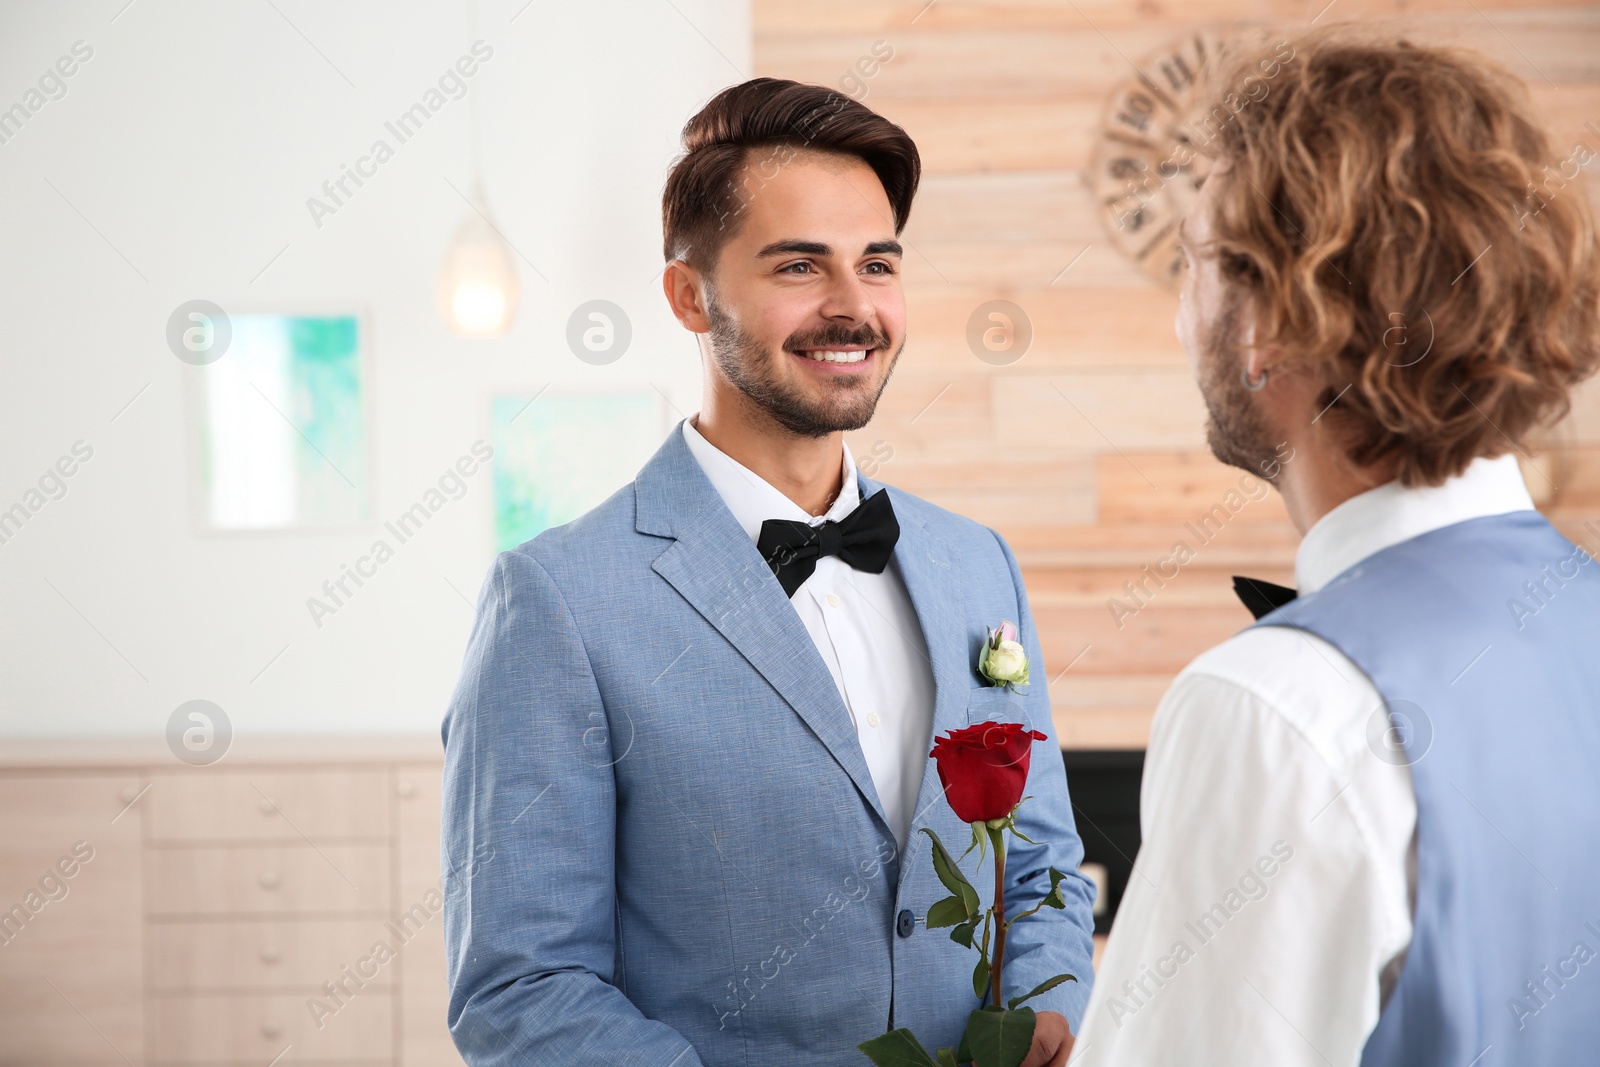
[147,990,392,1060]
[149,918,397,991]
[148,845,390,917]
[0,773,146,1062]
[146,770,391,842]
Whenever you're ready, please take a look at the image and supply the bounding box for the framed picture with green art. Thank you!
[490,389,667,552]
[186,310,370,532]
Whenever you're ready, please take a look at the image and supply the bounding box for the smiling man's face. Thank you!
[696,148,907,438]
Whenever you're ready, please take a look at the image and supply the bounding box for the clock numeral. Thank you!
[1159,53,1194,93]
[1113,91,1156,134]
[1108,157,1148,181]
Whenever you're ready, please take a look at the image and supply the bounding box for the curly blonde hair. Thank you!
[1193,27,1600,486]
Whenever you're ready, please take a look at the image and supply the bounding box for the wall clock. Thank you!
[1092,32,1294,288]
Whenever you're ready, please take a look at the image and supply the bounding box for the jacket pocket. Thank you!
[963,685,1025,725]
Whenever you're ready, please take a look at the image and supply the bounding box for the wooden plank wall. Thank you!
[754,0,1600,747]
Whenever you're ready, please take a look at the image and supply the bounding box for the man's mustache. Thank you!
[782,325,891,354]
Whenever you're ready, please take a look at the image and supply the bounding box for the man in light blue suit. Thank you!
[440,80,1096,1066]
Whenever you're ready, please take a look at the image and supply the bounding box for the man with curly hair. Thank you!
[1077,28,1600,1066]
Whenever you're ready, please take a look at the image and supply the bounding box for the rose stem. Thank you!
[991,826,1007,1008]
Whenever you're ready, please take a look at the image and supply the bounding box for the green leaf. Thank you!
[927,895,970,929]
[950,917,979,948]
[959,819,989,865]
[1006,973,1078,1011]
[857,1028,939,1067]
[1007,867,1083,931]
[971,953,991,1003]
[921,828,981,919]
[963,1006,1037,1067]
[1041,867,1070,909]
[936,1049,961,1067]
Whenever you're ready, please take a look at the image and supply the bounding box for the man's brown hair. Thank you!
[661,78,921,273]
[1196,28,1600,486]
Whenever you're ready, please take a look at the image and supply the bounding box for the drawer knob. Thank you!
[397,781,416,798]
[259,872,281,890]
[260,948,282,965]
[261,1022,283,1039]
[258,797,278,815]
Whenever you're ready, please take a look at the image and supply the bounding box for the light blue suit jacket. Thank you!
[440,421,1096,1065]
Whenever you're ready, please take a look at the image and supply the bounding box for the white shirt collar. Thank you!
[1296,452,1535,594]
[681,417,860,544]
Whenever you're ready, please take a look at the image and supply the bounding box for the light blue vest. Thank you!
[1256,511,1600,1066]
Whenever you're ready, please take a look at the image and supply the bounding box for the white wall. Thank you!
[0,0,750,737]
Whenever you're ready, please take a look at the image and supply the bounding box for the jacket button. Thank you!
[896,909,915,938]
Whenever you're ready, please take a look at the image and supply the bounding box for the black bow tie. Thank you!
[756,489,900,598]
[1233,576,1298,620]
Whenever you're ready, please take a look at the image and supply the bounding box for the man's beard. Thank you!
[1197,295,1282,480]
[705,293,901,439]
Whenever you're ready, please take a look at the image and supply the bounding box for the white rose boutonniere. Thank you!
[978,619,1030,691]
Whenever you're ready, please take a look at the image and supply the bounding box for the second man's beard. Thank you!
[705,294,901,439]
[1197,296,1284,481]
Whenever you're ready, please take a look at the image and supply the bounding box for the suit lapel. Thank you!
[639,424,890,833]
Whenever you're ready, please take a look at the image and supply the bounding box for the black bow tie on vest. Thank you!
[756,489,901,598]
[1232,575,1299,620]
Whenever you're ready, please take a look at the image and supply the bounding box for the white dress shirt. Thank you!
[681,417,936,851]
[1073,454,1536,1067]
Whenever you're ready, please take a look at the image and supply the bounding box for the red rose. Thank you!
[928,721,1048,823]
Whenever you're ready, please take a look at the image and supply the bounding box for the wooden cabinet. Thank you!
[0,739,465,1067]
